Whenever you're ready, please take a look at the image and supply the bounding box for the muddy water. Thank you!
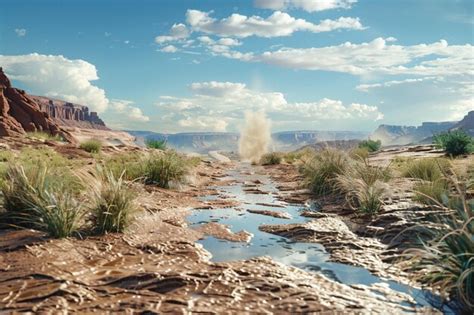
[189,163,443,310]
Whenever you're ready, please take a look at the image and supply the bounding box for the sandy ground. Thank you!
[1,141,465,313]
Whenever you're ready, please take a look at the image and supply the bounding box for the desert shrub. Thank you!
[102,152,146,181]
[336,177,388,214]
[349,147,370,160]
[89,168,137,233]
[26,131,63,142]
[413,179,449,205]
[402,158,450,182]
[144,151,188,188]
[336,161,390,214]
[145,138,167,150]
[434,130,473,157]
[260,152,282,165]
[358,139,382,152]
[300,149,350,196]
[1,165,84,238]
[283,148,314,164]
[400,179,473,312]
[80,139,102,153]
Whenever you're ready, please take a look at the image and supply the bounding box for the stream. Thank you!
[188,163,448,312]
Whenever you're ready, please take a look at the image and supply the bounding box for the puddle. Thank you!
[189,163,450,312]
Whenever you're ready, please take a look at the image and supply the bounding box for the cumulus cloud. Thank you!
[155,23,190,44]
[14,28,26,37]
[356,77,438,92]
[0,53,109,112]
[254,0,357,12]
[156,81,382,132]
[160,45,179,53]
[110,99,150,122]
[257,38,473,77]
[185,10,364,38]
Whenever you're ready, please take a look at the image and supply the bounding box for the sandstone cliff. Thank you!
[0,68,75,142]
[31,95,109,130]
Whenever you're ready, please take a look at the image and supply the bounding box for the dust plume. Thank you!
[238,110,272,163]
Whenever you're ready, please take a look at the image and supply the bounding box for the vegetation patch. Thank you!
[80,139,102,153]
[434,130,473,157]
[145,138,167,150]
[89,167,137,233]
[1,165,85,238]
[336,161,390,214]
[300,148,350,196]
[400,178,473,312]
[144,151,189,188]
[402,158,450,182]
[26,131,64,142]
[260,152,282,165]
[358,139,382,152]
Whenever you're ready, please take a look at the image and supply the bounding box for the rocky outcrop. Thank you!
[451,110,474,135]
[372,121,457,146]
[0,68,75,143]
[31,96,108,130]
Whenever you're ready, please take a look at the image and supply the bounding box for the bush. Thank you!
[145,138,167,150]
[349,147,370,160]
[144,151,188,188]
[260,152,282,165]
[80,139,102,153]
[402,158,450,182]
[434,130,473,157]
[300,149,349,196]
[1,165,84,238]
[400,179,473,312]
[89,168,137,233]
[358,139,382,152]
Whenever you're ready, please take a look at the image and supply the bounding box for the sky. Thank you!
[0,0,473,133]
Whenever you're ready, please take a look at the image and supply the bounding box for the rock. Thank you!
[32,95,109,130]
[0,68,76,143]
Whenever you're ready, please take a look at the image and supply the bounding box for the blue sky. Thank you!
[1,0,473,133]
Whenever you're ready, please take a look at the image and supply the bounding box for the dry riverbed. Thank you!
[0,143,460,313]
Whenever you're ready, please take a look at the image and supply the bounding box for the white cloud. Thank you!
[356,77,438,92]
[160,45,178,53]
[155,23,190,44]
[0,53,109,112]
[257,38,474,77]
[156,81,382,132]
[110,99,150,122]
[185,10,364,38]
[14,28,26,37]
[254,0,357,12]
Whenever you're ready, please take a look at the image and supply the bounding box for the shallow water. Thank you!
[188,163,448,312]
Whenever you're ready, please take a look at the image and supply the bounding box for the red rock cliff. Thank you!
[0,68,75,142]
[31,95,109,130]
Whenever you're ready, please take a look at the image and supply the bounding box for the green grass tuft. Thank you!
[26,131,64,142]
[1,164,84,238]
[80,139,102,153]
[145,138,167,150]
[89,167,137,233]
[144,151,189,188]
[402,158,450,182]
[358,139,382,152]
[400,177,473,312]
[300,149,349,196]
[260,152,282,165]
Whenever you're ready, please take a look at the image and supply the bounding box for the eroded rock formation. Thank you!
[0,68,75,142]
[32,95,108,130]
